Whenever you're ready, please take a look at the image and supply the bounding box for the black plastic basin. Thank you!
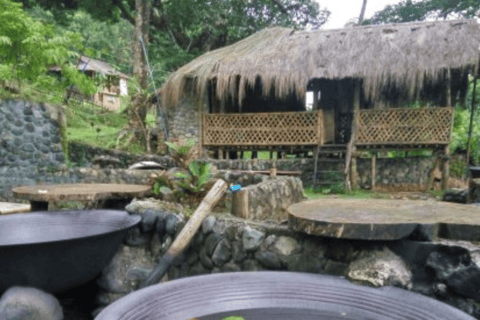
[0,210,140,294]
[95,271,475,320]
[470,166,480,179]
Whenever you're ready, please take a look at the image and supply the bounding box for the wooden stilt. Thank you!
[446,68,452,108]
[240,151,244,159]
[270,151,273,159]
[441,147,450,191]
[426,152,440,191]
[351,154,359,189]
[226,150,230,160]
[345,79,361,192]
[371,152,376,190]
[313,146,320,183]
[218,148,223,160]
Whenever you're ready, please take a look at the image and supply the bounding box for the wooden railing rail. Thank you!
[355,107,455,145]
[202,111,324,147]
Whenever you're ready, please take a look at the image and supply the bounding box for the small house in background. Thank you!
[49,56,130,111]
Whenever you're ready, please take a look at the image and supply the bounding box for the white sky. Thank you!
[317,0,403,29]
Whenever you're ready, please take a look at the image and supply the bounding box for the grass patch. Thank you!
[304,186,391,200]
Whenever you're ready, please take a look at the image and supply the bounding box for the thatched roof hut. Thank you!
[159,19,480,110]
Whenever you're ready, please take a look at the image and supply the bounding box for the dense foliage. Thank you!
[0,0,96,98]
[16,0,329,88]
[364,0,480,25]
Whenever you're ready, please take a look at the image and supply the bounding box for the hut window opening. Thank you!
[306,91,321,110]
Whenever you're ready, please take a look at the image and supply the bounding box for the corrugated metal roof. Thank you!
[49,56,130,79]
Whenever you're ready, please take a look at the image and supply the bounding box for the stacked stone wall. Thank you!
[91,198,480,319]
[0,100,67,201]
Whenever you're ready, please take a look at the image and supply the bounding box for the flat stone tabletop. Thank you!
[12,184,152,211]
[288,199,480,241]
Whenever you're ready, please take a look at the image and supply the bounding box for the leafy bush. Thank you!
[450,107,480,165]
[0,0,96,97]
[153,139,212,200]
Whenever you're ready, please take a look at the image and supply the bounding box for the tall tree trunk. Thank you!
[129,0,150,134]
[358,0,368,25]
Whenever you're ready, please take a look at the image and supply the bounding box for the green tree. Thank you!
[0,0,96,96]
[364,0,480,25]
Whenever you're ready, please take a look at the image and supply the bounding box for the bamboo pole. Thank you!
[345,80,361,191]
[466,77,477,174]
[371,152,376,190]
[441,146,450,190]
[141,179,228,288]
[446,68,452,108]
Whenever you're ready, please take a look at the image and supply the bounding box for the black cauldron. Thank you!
[95,271,475,320]
[470,166,480,179]
[0,210,140,294]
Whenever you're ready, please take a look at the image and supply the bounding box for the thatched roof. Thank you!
[160,19,480,109]
[50,56,130,79]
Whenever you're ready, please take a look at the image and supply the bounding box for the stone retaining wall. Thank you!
[0,99,68,201]
[91,198,480,319]
[205,157,435,189]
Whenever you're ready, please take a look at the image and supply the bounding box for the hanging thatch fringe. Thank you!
[159,19,480,109]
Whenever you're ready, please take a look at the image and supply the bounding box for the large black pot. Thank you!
[0,210,140,294]
[470,166,480,179]
[95,272,475,320]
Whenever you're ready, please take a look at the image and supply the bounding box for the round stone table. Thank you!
[288,199,480,241]
[13,184,152,211]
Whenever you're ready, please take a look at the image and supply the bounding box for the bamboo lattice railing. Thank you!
[355,107,455,145]
[202,111,324,147]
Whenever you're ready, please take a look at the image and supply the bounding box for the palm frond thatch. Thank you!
[160,19,480,109]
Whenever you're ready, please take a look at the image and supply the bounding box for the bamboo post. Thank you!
[313,89,319,110]
[198,111,203,158]
[441,146,450,190]
[269,167,277,177]
[346,80,361,191]
[313,146,320,183]
[371,152,376,190]
[426,152,440,191]
[141,179,228,288]
[232,188,249,219]
[446,68,452,108]
[466,77,477,177]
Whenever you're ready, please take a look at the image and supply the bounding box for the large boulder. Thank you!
[0,287,63,320]
[347,247,412,289]
[242,226,265,251]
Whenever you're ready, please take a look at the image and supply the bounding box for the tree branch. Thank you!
[112,0,135,24]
